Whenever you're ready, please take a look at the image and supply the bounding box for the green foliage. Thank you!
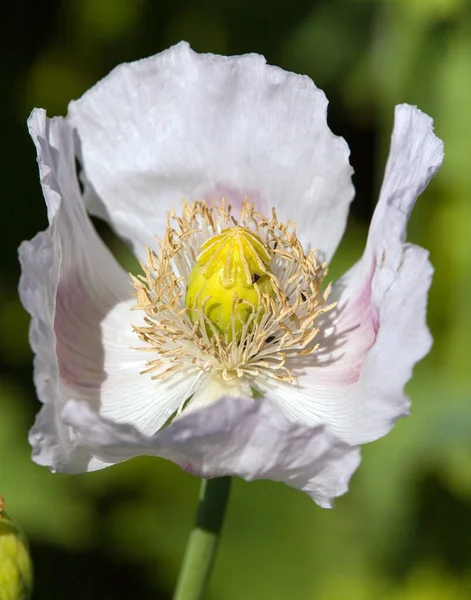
[1,0,471,597]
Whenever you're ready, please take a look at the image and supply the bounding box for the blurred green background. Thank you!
[1,0,471,598]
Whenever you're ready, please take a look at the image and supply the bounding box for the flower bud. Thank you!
[0,496,33,600]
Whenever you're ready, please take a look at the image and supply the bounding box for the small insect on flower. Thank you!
[19,43,443,507]
[132,201,333,388]
[0,497,33,600]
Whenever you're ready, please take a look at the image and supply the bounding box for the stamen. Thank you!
[131,199,335,385]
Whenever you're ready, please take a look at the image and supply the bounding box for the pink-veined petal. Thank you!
[62,396,361,508]
[258,104,444,445]
[19,109,200,472]
[67,41,354,262]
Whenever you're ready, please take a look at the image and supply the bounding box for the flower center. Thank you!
[131,200,335,385]
[185,227,275,341]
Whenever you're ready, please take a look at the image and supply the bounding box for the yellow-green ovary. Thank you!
[185,227,275,341]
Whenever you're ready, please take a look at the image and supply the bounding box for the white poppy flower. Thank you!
[19,42,443,508]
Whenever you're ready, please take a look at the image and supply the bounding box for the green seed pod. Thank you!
[0,497,33,600]
[186,227,275,341]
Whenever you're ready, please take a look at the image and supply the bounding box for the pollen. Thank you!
[185,227,276,341]
[131,199,335,385]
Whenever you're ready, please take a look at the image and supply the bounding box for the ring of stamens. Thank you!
[131,199,335,384]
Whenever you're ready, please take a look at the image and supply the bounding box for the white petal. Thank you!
[67,42,354,262]
[258,105,444,445]
[19,109,200,473]
[62,396,361,507]
[185,372,252,413]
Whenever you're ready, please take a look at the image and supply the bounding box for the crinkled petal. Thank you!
[258,104,444,445]
[67,41,354,262]
[19,109,201,473]
[62,396,361,507]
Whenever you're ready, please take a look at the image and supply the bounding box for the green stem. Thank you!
[173,477,232,600]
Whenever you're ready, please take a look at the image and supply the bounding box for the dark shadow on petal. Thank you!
[286,257,378,383]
